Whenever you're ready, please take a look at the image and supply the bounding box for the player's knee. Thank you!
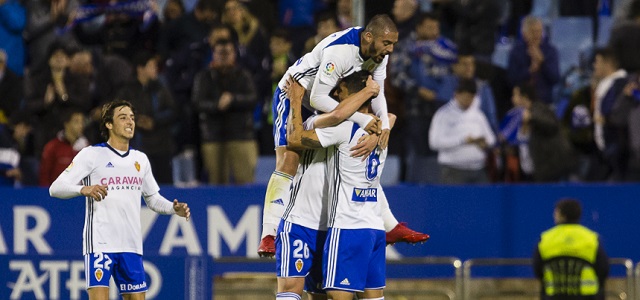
[278,277,305,295]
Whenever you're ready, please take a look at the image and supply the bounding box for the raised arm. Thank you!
[313,75,380,129]
[286,77,324,151]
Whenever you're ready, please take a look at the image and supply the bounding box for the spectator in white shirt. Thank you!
[429,78,496,184]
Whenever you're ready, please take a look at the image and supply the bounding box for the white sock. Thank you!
[261,171,293,238]
[360,297,384,300]
[276,292,302,300]
[379,188,399,232]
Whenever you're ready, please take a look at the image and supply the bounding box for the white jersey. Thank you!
[316,121,386,230]
[282,116,329,230]
[277,27,390,129]
[51,143,160,255]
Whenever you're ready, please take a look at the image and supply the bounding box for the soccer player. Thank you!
[49,100,190,300]
[278,71,426,300]
[287,71,392,300]
[261,14,412,257]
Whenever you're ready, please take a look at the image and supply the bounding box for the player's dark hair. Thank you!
[364,14,398,36]
[556,198,582,223]
[455,78,477,94]
[100,100,135,141]
[341,70,371,94]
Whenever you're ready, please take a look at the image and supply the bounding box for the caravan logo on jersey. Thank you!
[351,187,377,202]
[100,176,144,191]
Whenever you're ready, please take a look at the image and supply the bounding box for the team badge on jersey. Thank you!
[65,162,74,172]
[323,62,335,75]
[134,161,140,172]
[295,259,304,272]
[95,268,104,281]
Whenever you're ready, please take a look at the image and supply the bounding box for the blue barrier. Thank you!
[1,184,639,299]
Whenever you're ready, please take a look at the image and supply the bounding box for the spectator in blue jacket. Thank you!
[507,16,561,104]
[0,0,26,76]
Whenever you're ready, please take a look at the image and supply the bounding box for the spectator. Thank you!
[450,0,503,61]
[25,43,92,155]
[0,0,26,76]
[591,47,628,181]
[0,121,21,187]
[392,0,420,40]
[609,73,640,181]
[533,198,609,300]
[192,39,257,185]
[222,0,271,105]
[390,12,457,183]
[159,0,219,149]
[336,0,353,29]
[429,78,496,184]
[507,16,561,104]
[117,51,177,185]
[303,11,339,54]
[0,49,23,124]
[277,0,326,56]
[38,109,88,186]
[1,112,37,186]
[162,0,185,24]
[440,52,499,133]
[23,0,78,72]
[609,1,640,72]
[507,84,576,182]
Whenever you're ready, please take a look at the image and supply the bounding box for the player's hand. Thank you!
[378,129,390,150]
[363,115,381,135]
[351,134,379,160]
[173,199,191,221]
[284,76,305,102]
[365,75,380,97]
[81,185,108,201]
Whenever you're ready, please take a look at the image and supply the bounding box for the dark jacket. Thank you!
[452,0,502,56]
[192,66,257,143]
[528,102,576,182]
[0,68,23,121]
[116,80,176,155]
[507,40,561,103]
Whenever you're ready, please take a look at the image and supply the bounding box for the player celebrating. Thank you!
[49,100,190,300]
[261,14,420,257]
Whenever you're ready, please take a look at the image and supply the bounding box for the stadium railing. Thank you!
[462,257,634,300]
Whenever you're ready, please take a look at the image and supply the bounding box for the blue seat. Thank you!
[550,17,594,74]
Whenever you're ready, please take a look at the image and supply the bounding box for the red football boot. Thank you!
[386,222,430,245]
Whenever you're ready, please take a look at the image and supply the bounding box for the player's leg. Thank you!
[260,87,300,257]
[326,290,355,300]
[323,228,376,299]
[111,253,148,299]
[357,229,386,300]
[87,288,109,300]
[85,253,112,300]
[275,221,319,298]
[378,187,430,244]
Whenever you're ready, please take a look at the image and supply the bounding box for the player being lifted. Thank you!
[274,71,429,299]
[50,100,190,300]
[260,14,427,257]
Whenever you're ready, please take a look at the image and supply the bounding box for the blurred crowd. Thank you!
[0,0,638,187]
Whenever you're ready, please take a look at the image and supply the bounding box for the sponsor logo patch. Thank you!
[351,187,378,202]
[323,62,336,76]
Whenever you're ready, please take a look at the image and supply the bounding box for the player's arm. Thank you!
[286,77,324,150]
[310,55,378,133]
[371,58,391,148]
[141,155,190,220]
[49,148,108,201]
[312,75,381,129]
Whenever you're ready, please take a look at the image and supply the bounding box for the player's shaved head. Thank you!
[364,14,397,37]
